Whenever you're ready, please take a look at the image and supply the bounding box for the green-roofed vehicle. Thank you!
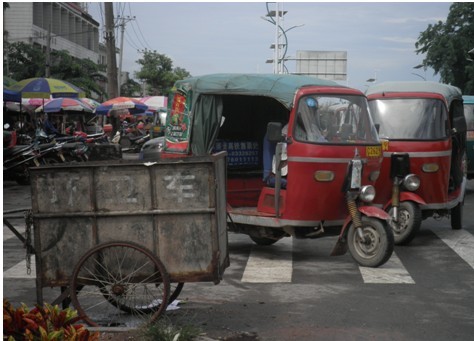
[463,95,474,179]
[158,73,394,268]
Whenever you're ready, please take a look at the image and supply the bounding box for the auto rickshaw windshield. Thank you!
[294,95,379,144]
[369,98,448,140]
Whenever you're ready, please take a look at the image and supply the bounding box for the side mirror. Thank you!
[452,116,467,135]
[266,122,284,143]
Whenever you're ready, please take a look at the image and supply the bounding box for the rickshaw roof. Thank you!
[365,81,462,106]
[173,73,344,109]
[463,95,474,104]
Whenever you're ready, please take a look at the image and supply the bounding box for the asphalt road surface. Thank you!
[3,179,474,341]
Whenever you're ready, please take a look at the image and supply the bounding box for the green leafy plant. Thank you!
[3,298,99,341]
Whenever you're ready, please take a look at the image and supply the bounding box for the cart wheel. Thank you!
[100,281,184,313]
[70,241,170,327]
[169,282,184,304]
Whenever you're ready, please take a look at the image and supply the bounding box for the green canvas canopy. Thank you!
[167,73,344,155]
[174,73,342,110]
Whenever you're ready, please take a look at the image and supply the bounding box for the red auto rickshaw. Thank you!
[366,81,467,244]
[160,74,394,267]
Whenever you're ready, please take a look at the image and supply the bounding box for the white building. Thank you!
[4,2,101,66]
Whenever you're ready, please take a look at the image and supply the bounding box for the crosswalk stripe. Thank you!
[3,256,36,279]
[359,252,415,284]
[432,229,474,269]
[241,237,292,283]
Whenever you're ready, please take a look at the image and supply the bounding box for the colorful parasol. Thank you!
[6,77,85,99]
[95,96,148,115]
[139,96,168,112]
[79,98,101,110]
[35,97,93,113]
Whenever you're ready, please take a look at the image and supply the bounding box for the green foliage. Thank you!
[135,50,191,96]
[4,42,107,98]
[3,298,99,341]
[4,42,46,80]
[415,2,474,94]
[121,78,143,97]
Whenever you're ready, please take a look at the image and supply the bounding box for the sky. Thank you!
[86,1,453,92]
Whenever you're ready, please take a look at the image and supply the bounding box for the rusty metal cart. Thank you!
[27,152,228,327]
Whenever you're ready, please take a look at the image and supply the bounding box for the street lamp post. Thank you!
[262,3,303,74]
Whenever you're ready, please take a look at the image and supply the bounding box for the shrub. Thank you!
[3,298,99,341]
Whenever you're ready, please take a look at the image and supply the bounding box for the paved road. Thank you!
[3,179,474,340]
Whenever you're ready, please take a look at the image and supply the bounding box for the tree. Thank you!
[50,49,107,99]
[415,2,474,94]
[135,50,191,96]
[4,42,107,98]
[4,41,46,80]
[120,78,142,97]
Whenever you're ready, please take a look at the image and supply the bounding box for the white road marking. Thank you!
[359,252,415,284]
[241,237,293,283]
[3,256,36,279]
[432,229,474,269]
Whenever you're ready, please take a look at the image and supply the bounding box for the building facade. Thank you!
[4,2,100,65]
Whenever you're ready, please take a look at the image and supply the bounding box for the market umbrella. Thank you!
[6,77,85,99]
[35,97,93,113]
[3,76,17,87]
[139,96,168,112]
[3,88,21,103]
[22,97,52,108]
[95,96,148,115]
[79,98,101,110]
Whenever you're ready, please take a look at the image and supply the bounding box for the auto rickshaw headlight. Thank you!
[422,163,439,173]
[403,174,420,191]
[360,185,376,203]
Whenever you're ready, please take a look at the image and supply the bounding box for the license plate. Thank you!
[366,146,382,157]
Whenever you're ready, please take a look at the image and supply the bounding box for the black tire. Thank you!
[70,241,170,327]
[347,216,394,268]
[451,200,463,230]
[249,235,281,246]
[388,201,422,245]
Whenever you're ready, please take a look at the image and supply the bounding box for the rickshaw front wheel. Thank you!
[388,201,422,245]
[347,217,394,268]
[70,241,170,327]
[451,200,463,230]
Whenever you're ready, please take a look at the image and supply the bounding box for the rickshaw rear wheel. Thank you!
[451,200,463,230]
[347,217,394,268]
[388,201,422,245]
[249,235,282,246]
[70,241,170,327]
[249,228,286,246]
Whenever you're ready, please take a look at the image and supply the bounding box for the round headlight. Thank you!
[403,174,420,191]
[360,185,376,203]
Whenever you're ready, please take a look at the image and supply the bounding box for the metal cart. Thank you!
[27,152,228,327]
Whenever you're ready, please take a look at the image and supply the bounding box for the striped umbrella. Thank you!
[7,77,85,99]
[95,96,148,115]
[35,97,93,113]
[79,98,101,110]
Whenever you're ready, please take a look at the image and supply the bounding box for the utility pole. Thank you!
[45,24,51,77]
[104,2,120,137]
[117,15,135,96]
[104,2,118,99]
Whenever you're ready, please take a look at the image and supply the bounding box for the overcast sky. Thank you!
[87,1,453,91]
